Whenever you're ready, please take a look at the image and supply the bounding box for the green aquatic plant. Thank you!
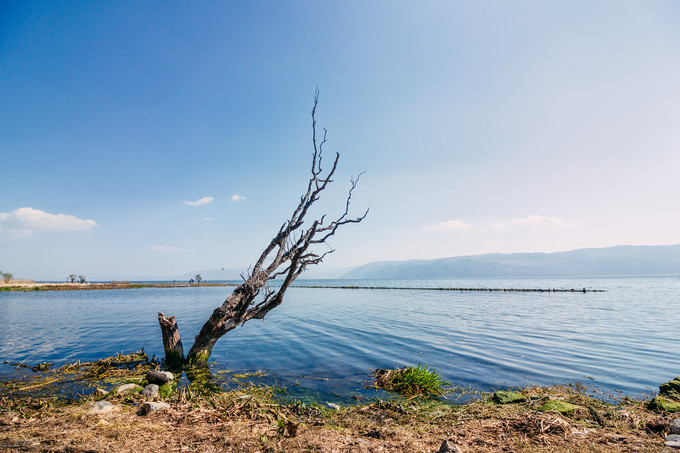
[374,364,449,398]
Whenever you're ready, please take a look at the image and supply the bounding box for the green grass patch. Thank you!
[373,364,449,398]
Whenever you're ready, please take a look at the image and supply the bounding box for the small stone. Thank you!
[137,401,170,416]
[665,434,680,448]
[142,384,159,396]
[660,378,680,400]
[539,400,579,415]
[94,388,109,397]
[116,383,142,395]
[670,418,680,434]
[326,402,340,410]
[88,401,117,414]
[146,370,173,385]
[491,391,527,404]
[648,397,680,413]
[438,439,463,453]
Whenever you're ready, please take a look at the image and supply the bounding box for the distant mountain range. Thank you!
[341,245,680,279]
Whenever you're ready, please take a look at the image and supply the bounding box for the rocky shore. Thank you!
[1,352,679,452]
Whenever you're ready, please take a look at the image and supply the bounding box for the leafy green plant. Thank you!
[374,364,449,398]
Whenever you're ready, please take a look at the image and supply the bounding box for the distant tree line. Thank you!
[68,274,86,283]
[1,271,12,284]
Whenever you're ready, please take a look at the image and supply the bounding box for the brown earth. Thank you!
[0,384,673,452]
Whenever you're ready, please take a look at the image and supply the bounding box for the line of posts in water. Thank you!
[292,285,604,293]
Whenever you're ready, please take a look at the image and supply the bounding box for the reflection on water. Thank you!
[1,276,678,401]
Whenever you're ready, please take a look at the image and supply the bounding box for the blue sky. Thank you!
[2,1,680,280]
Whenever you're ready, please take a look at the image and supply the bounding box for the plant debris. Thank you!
[0,355,672,452]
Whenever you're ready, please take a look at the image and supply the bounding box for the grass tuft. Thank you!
[373,364,449,398]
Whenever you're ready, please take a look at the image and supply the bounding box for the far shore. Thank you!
[0,281,237,292]
[1,280,606,293]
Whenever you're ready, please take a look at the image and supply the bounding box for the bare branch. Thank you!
[161,92,368,368]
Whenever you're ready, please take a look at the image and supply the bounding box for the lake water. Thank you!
[1,276,678,402]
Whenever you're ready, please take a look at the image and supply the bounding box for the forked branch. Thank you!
[158,92,368,368]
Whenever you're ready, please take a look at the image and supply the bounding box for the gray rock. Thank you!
[438,439,463,453]
[671,418,680,435]
[94,388,109,397]
[146,370,173,385]
[137,401,170,416]
[666,434,680,448]
[142,384,159,396]
[491,391,527,404]
[88,401,117,414]
[116,383,142,395]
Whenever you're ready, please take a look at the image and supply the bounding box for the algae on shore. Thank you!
[0,354,674,452]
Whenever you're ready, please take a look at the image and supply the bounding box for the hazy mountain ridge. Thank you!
[341,245,680,279]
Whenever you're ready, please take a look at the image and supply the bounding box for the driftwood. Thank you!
[158,92,367,368]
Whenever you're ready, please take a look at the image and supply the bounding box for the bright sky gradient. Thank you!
[2,1,680,281]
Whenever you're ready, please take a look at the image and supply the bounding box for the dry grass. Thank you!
[0,381,672,452]
[0,354,672,451]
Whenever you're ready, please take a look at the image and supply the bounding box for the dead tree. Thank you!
[158,92,368,369]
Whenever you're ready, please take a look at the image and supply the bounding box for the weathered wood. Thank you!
[158,92,367,369]
[157,312,185,370]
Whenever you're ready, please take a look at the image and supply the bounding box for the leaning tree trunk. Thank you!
[158,91,367,369]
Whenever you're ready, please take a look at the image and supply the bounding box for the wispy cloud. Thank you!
[491,215,579,230]
[184,196,214,206]
[150,245,189,252]
[231,194,246,202]
[423,219,472,231]
[0,207,98,238]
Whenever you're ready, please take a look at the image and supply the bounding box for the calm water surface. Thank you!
[1,276,678,401]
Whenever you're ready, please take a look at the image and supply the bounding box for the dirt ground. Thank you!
[0,384,675,453]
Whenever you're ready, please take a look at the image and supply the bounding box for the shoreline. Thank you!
[1,354,677,452]
[1,281,603,293]
[1,378,674,452]
[0,281,237,292]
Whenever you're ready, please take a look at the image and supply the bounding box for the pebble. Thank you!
[438,439,463,453]
[665,434,680,448]
[142,384,159,397]
[146,370,174,385]
[671,418,680,435]
[116,383,142,395]
[137,401,170,416]
[88,401,117,414]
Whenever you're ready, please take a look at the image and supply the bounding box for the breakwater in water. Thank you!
[293,285,604,293]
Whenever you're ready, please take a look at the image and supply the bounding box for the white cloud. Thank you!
[184,196,214,206]
[231,194,246,202]
[203,217,212,221]
[491,215,579,230]
[150,245,189,252]
[0,207,98,238]
[423,219,472,231]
